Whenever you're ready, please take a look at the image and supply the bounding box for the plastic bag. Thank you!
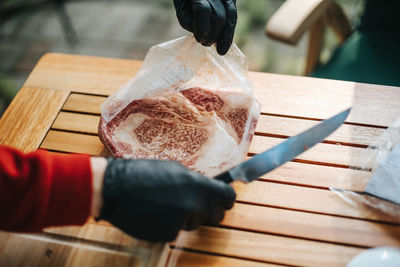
[99,35,260,177]
[330,117,400,218]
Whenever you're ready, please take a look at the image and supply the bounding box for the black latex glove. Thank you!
[97,158,236,242]
[173,0,237,55]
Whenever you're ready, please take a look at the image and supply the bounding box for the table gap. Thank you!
[247,152,356,170]
[260,112,388,129]
[60,109,100,116]
[254,132,368,148]
[214,224,371,249]
[50,127,99,137]
[234,200,400,227]
[70,91,110,98]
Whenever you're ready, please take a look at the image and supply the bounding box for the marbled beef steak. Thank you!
[99,87,259,176]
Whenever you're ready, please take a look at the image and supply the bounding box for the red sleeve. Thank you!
[0,146,92,232]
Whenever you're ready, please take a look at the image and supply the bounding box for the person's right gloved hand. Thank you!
[173,0,237,55]
[96,158,236,242]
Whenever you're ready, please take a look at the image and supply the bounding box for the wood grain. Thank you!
[0,231,143,267]
[44,224,139,247]
[234,181,400,224]
[0,223,168,267]
[25,54,400,127]
[256,115,384,147]
[258,161,371,191]
[168,249,281,267]
[0,86,69,152]
[40,130,104,156]
[173,226,363,267]
[24,53,142,95]
[63,93,104,114]
[52,112,100,134]
[250,135,366,167]
[222,203,400,247]
[249,71,400,126]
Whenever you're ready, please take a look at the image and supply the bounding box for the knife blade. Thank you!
[214,108,351,184]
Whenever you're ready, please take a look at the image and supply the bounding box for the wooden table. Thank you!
[1,53,400,266]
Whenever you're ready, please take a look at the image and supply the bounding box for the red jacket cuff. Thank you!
[45,152,92,227]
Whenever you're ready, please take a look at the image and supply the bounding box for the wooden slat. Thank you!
[169,250,280,267]
[24,53,142,95]
[63,93,104,114]
[44,224,138,247]
[26,54,400,127]
[259,161,370,191]
[40,130,106,156]
[234,181,400,224]
[0,232,144,267]
[221,203,400,247]
[250,135,366,167]
[45,222,169,259]
[257,113,384,147]
[172,227,363,267]
[249,71,400,127]
[0,87,69,152]
[52,112,100,134]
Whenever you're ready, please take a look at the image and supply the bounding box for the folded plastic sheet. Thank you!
[364,143,400,205]
[330,117,400,218]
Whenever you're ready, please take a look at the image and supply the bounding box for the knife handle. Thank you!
[214,171,233,184]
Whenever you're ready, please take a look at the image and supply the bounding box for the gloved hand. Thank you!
[97,158,236,242]
[173,0,237,55]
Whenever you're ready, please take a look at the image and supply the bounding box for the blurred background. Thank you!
[0,0,363,116]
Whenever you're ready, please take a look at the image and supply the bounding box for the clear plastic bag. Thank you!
[330,117,400,218]
[99,35,260,177]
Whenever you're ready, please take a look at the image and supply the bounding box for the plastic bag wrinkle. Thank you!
[99,35,260,178]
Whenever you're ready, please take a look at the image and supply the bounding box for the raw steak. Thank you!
[99,87,259,177]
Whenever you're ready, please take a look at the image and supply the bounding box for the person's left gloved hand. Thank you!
[173,0,237,55]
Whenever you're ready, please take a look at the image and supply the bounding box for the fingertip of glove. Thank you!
[216,43,229,55]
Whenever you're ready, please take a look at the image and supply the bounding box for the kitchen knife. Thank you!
[214,108,351,184]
